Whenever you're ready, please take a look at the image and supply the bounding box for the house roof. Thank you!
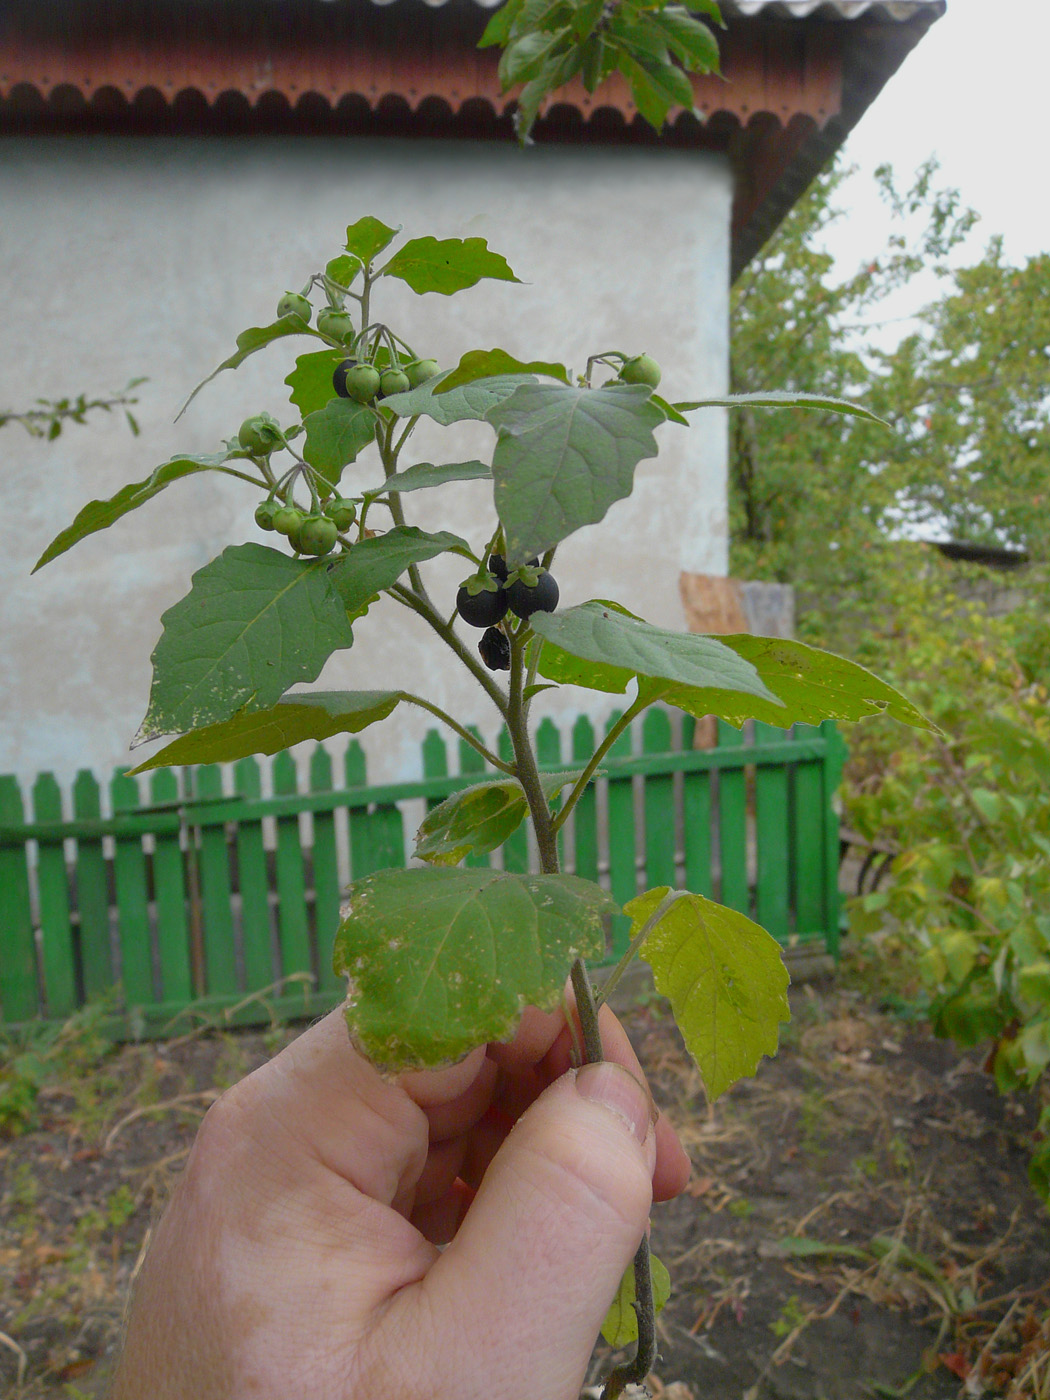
[0,0,944,276]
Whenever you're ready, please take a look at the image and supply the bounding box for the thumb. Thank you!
[414,1063,657,1400]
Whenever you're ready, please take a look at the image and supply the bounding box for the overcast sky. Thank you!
[819,0,1045,283]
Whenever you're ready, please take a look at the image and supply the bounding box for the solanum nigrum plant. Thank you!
[33,215,931,1398]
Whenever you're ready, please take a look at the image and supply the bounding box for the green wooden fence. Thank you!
[0,714,847,1038]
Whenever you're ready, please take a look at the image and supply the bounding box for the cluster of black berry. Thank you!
[456,554,559,671]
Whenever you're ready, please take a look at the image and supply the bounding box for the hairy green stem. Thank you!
[551,694,649,835]
[602,1237,658,1400]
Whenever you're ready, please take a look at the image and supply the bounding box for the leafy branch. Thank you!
[480,0,723,143]
[2,379,145,440]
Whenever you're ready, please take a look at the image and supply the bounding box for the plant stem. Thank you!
[595,888,684,1007]
[501,622,657,1400]
[399,693,515,774]
[551,695,649,835]
[390,583,510,720]
[602,1238,658,1400]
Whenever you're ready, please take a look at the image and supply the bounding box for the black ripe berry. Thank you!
[333,359,358,398]
[479,627,511,671]
[507,570,559,619]
[457,580,508,629]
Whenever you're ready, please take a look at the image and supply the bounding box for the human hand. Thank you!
[110,1000,691,1400]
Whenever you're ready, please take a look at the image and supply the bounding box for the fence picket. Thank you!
[149,769,193,1004]
[346,741,373,879]
[605,713,636,956]
[110,771,154,1008]
[754,721,791,941]
[642,709,676,891]
[790,724,828,938]
[309,746,343,995]
[571,716,598,883]
[715,721,749,913]
[680,716,712,899]
[0,775,39,1020]
[71,770,112,1002]
[193,765,238,997]
[460,728,489,869]
[33,773,77,1018]
[232,758,274,993]
[273,752,311,981]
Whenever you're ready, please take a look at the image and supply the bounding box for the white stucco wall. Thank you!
[0,135,730,791]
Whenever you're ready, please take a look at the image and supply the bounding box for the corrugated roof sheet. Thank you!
[725,1,943,17]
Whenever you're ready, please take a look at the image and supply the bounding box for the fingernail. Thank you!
[575,1062,654,1143]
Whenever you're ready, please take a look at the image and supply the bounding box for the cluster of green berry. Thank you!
[252,491,356,556]
[457,554,560,671]
[236,290,447,558]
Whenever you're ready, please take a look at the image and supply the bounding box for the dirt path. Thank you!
[1,979,1047,1398]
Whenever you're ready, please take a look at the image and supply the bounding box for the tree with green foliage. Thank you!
[731,157,1050,656]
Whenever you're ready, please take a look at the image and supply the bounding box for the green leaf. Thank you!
[487,383,665,565]
[380,237,521,296]
[616,50,694,129]
[129,691,403,773]
[647,9,720,72]
[286,349,347,417]
[362,460,492,496]
[710,634,934,730]
[513,45,586,139]
[531,601,932,731]
[334,867,615,1068]
[628,888,791,1099]
[674,390,888,426]
[176,320,314,420]
[33,452,240,571]
[478,0,527,48]
[499,28,571,89]
[328,527,471,618]
[650,392,690,426]
[531,601,781,710]
[325,253,362,289]
[601,1254,672,1347]
[134,544,355,744]
[436,348,570,395]
[302,399,378,486]
[344,216,400,264]
[380,372,538,426]
[415,769,587,865]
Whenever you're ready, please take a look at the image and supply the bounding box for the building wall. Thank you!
[1,135,731,788]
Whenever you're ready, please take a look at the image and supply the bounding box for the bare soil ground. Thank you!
[2,970,1048,1399]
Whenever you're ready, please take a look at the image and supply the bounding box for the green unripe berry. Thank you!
[298,515,338,556]
[619,354,662,389]
[380,368,412,397]
[341,363,381,404]
[254,500,279,531]
[273,505,304,538]
[406,358,441,387]
[238,414,282,455]
[324,497,357,531]
[276,291,312,323]
[317,307,355,342]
